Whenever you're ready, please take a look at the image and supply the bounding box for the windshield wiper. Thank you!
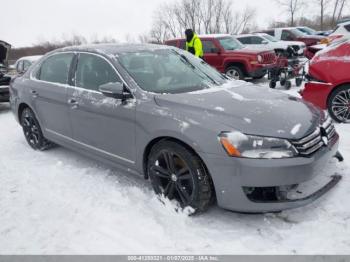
[179,54,220,85]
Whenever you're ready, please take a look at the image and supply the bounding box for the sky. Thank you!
[2,0,296,47]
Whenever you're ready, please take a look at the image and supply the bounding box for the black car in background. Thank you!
[0,40,11,102]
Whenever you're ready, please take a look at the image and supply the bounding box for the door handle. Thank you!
[68,98,79,109]
[30,90,38,98]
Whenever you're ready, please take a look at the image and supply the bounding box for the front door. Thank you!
[202,40,223,71]
[67,52,136,166]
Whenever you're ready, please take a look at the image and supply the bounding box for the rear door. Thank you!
[30,52,75,139]
[67,52,136,166]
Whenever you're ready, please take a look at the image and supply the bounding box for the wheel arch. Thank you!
[142,136,210,181]
[17,102,31,122]
[224,61,248,76]
[326,83,350,107]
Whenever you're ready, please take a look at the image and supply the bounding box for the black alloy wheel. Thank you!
[21,107,53,150]
[148,140,213,214]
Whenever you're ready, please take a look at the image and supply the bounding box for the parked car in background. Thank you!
[296,26,330,36]
[14,55,42,75]
[301,38,350,123]
[328,21,350,42]
[0,40,11,102]
[10,44,341,214]
[165,34,276,80]
[0,55,42,103]
[258,28,328,46]
[236,33,306,56]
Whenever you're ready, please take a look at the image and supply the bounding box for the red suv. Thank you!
[165,34,276,80]
[301,39,350,123]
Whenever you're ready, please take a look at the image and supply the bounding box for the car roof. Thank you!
[56,43,173,55]
[197,34,231,38]
[167,34,232,41]
[17,55,42,62]
[236,34,255,38]
[338,20,350,26]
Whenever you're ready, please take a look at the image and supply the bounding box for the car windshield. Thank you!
[118,49,227,94]
[218,37,243,50]
[298,27,316,35]
[291,28,307,37]
[261,34,278,42]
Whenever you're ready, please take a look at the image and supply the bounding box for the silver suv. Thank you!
[10,44,342,214]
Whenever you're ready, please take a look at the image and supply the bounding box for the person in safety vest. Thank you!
[185,29,203,58]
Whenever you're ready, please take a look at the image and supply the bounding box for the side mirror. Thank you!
[98,82,132,100]
[262,40,268,44]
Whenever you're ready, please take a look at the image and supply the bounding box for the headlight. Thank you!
[219,132,298,159]
[257,55,263,63]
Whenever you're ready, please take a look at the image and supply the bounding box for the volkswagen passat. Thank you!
[10,44,342,214]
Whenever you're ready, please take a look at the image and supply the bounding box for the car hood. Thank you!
[299,35,325,41]
[240,46,273,53]
[281,41,306,47]
[154,81,322,140]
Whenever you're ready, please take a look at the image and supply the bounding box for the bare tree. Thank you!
[315,0,330,30]
[277,0,305,26]
[148,0,256,42]
[331,0,348,25]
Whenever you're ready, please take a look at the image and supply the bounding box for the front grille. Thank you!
[291,117,337,157]
[262,52,276,64]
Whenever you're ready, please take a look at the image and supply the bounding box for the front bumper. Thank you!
[204,135,340,213]
[248,64,275,78]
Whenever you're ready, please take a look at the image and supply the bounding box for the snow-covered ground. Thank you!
[0,82,349,255]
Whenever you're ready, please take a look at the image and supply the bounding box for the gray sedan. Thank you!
[10,44,342,214]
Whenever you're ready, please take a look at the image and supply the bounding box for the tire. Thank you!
[147,140,213,214]
[328,85,350,123]
[295,77,303,87]
[253,74,266,80]
[20,107,54,151]
[285,81,292,90]
[269,81,277,89]
[225,66,244,80]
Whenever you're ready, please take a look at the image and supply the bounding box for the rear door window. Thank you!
[39,53,74,84]
[238,37,251,44]
[250,36,265,44]
[75,53,121,92]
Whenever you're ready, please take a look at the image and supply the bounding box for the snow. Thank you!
[0,80,350,255]
[244,118,252,124]
[291,123,302,135]
[225,131,249,147]
[214,106,225,112]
